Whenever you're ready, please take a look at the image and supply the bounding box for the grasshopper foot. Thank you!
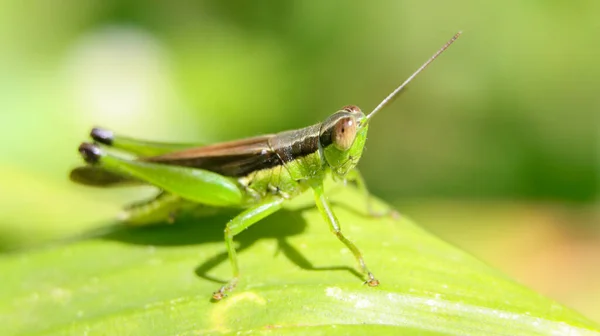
[212,288,227,301]
[212,278,238,301]
[364,272,380,287]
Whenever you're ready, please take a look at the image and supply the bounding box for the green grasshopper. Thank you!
[70,32,461,300]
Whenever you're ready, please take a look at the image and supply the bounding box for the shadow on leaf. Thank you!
[101,207,363,284]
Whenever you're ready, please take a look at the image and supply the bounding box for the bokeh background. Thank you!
[1,0,598,322]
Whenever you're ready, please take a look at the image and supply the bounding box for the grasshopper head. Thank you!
[320,105,368,179]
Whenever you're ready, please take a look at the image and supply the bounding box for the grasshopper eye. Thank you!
[332,116,357,151]
[342,105,361,114]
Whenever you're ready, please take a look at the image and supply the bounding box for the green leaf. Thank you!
[1,187,598,335]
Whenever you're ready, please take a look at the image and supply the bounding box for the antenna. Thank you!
[366,31,462,120]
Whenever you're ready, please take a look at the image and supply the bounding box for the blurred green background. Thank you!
[0,0,598,322]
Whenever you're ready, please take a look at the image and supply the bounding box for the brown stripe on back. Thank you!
[143,123,328,178]
[151,151,282,177]
[143,135,283,177]
[269,124,322,164]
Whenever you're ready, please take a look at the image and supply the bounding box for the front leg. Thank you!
[312,183,379,287]
[212,197,285,300]
[345,168,399,219]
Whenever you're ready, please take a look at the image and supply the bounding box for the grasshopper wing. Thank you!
[143,135,281,178]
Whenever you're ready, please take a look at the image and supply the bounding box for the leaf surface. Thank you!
[1,187,598,335]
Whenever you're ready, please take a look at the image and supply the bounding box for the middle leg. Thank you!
[212,197,285,300]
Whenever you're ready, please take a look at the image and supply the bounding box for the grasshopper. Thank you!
[70,32,461,300]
